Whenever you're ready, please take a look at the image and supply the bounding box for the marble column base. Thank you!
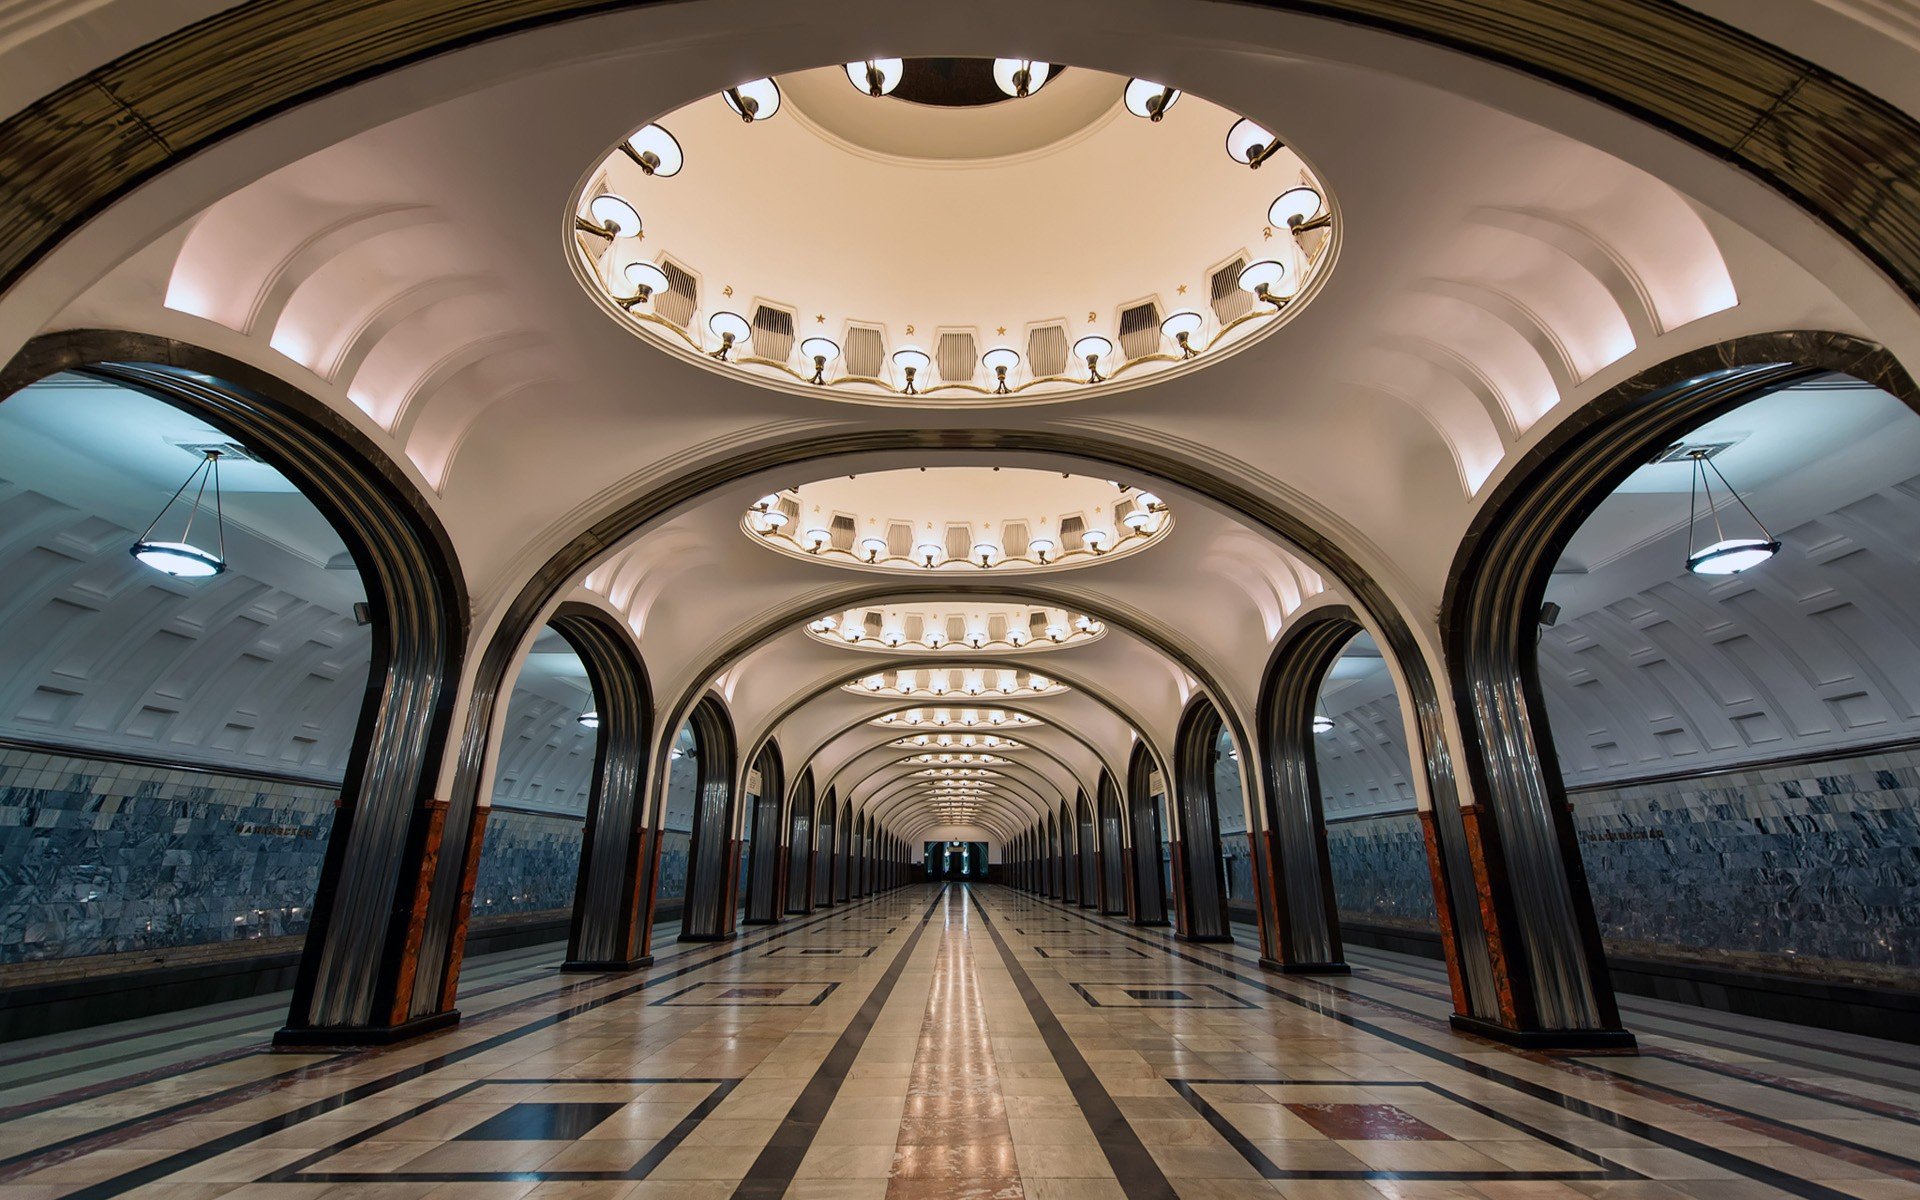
[559,955,652,972]
[273,1007,459,1047]
[1449,1012,1638,1050]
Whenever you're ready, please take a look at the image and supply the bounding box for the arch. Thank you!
[546,602,654,972]
[1256,605,1363,974]
[784,766,815,914]
[1172,700,1236,943]
[1126,742,1170,927]
[1096,770,1127,914]
[0,331,468,1044]
[741,738,784,924]
[1439,330,1919,1045]
[1075,789,1097,909]
[836,796,855,903]
[812,786,837,907]
[1059,797,1080,906]
[672,693,738,942]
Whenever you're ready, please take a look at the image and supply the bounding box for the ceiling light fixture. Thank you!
[846,58,904,96]
[621,124,683,176]
[722,78,782,122]
[580,194,642,240]
[619,261,670,310]
[1225,117,1282,168]
[804,527,831,552]
[1072,335,1112,383]
[801,336,840,384]
[993,58,1052,98]
[1160,311,1203,359]
[1123,78,1181,121]
[1028,537,1055,564]
[1683,448,1780,575]
[1237,259,1288,309]
[972,540,1000,568]
[1312,714,1335,734]
[1268,186,1330,233]
[860,535,888,563]
[131,449,227,578]
[891,346,930,395]
[982,347,1020,394]
[579,711,601,729]
[709,311,751,360]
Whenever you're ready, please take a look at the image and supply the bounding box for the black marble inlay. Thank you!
[1033,946,1148,958]
[762,944,879,958]
[457,1101,624,1140]
[649,980,841,1007]
[1125,988,1191,1001]
[1068,981,1256,1009]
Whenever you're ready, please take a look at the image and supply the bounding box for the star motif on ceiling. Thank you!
[996,326,1007,336]
[1176,284,1188,295]
[815,314,825,323]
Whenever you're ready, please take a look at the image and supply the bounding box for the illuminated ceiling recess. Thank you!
[843,667,1067,699]
[871,707,1039,728]
[746,468,1170,572]
[569,58,1334,406]
[808,602,1104,652]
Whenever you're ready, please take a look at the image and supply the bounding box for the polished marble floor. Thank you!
[2,884,1918,1199]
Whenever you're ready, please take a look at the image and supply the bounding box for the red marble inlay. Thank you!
[1283,1102,1452,1141]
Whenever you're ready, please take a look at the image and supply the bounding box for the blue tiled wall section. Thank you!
[471,807,583,917]
[1325,745,1920,976]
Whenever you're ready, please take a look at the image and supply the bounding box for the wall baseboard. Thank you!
[0,914,572,1044]
[1339,921,1920,1046]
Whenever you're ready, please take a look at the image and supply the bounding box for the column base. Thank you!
[274,1008,459,1048]
[1178,932,1236,944]
[1260,958,1352,975]
[677,930,738,944]
[560,955,653,973]
[1132,918,1172,927]
[785,907,812,916]
[741,916,780,926]
[1449,1013,1638,1050]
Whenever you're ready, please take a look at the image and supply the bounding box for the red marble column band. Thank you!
[386,799,448,1026]
[1455,806,1521,1027]
[435,804,492,1012]
[1416,809,1470,1015]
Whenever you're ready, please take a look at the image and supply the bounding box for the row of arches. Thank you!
[2,330,1911,1050]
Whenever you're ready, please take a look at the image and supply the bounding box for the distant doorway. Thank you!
[926,841,988,880]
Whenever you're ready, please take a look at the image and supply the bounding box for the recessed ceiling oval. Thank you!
[808,602,1104,653]
[568,58,1334,406]
[843,667,1067,700]
[746,467,1169,573]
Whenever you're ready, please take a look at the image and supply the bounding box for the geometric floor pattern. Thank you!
[2,883,1917,1198]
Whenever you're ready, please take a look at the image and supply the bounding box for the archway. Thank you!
[1096,771,1127,915]
[812,787,837,907]
[1075,791,1097,908]
[1443,335,1920,1042]
[784,767,815,914]
[1059,799,1080,905]
[741,739,784,925]
[672,695,738,942]
[1126,743,1170,926]
[0,334,467,1045]
[1171,701,1237,943]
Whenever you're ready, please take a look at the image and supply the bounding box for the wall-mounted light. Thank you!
[131,449,227,578]
[578,711,601,729]
[846,58,904,96]
[1226,117,1282,168]
[1269,186,1329,233]
[1683,448,1780,575]
[1046,623,1067,642]
[860,535,888,563]
[982,347,1020,394]
[709,311,751,360]
[1084,527,1112,554]
[804,526,832,553]
[993,58,1052,98]
[580,194,642,240]
[1071,335,1113,383]
[917,542,942,568]
[619,261,670,310]
[1237,259,1288,308]
[801,336,840,384]
[1123,78,1181,121]
[890,346,931,395]
[1160,311,1203,359]
[1311,714,1335,734]
[972,541,1000,568]
[1124,505,1154,532]
[1029,537,1056,564]
[722,78,782,122]
[621,124,683,176]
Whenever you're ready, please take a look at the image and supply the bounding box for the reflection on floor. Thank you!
[2,885,1917,1199]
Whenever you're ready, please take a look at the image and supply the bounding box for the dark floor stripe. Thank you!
[1014,890,1867,1200]
[20,892,898,1197]
[970,887,1178,1200]
[730,884,947,1200]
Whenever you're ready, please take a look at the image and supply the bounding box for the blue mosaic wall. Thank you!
[470,807,584,918]
[0,745,597,963]
[1326,745,1920,975]
[0,746,333,962]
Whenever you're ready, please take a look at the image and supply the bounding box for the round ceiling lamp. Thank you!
[982,347,1020,394]
[621,124,683,176]
[891,347,931,395]
[801,336,840,384]
[1160,311,1203,359]
[1268,186,1328,231]
[846,58,905,96]
[722,77,782,122]
[709,311,751,360]
[1072,335,1113,383]
[1312,714,1335,734]
[992,58,1052,98]
[581,193,642,240]
[1123,78,1181,121]
[1225,117,1282,168]
[579,711,601,729]
[620,261,670,310]
[1682,448,1780,575]
[1237,259,1288,308]
[130,449,228,579]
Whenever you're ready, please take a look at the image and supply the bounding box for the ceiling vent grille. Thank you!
[936,331,976,386]
[1059,514,1086,551]
[1653,440,1738,463]
[829,513,857,551]
[776,496,801,523]
[1117,301,1162,360]
[1001,520,1030,557]
[887,520,913,558]
[1210,258,1252,325]
[752,304,795,363]
[1029,611,1049,638]
[944,523,973,560]
[170,440,263,463]
[844,326,885,377]
[946,615,967,643]
[1027,324,1067,377]
[655,261,698,329]
[987,613,1008,641]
